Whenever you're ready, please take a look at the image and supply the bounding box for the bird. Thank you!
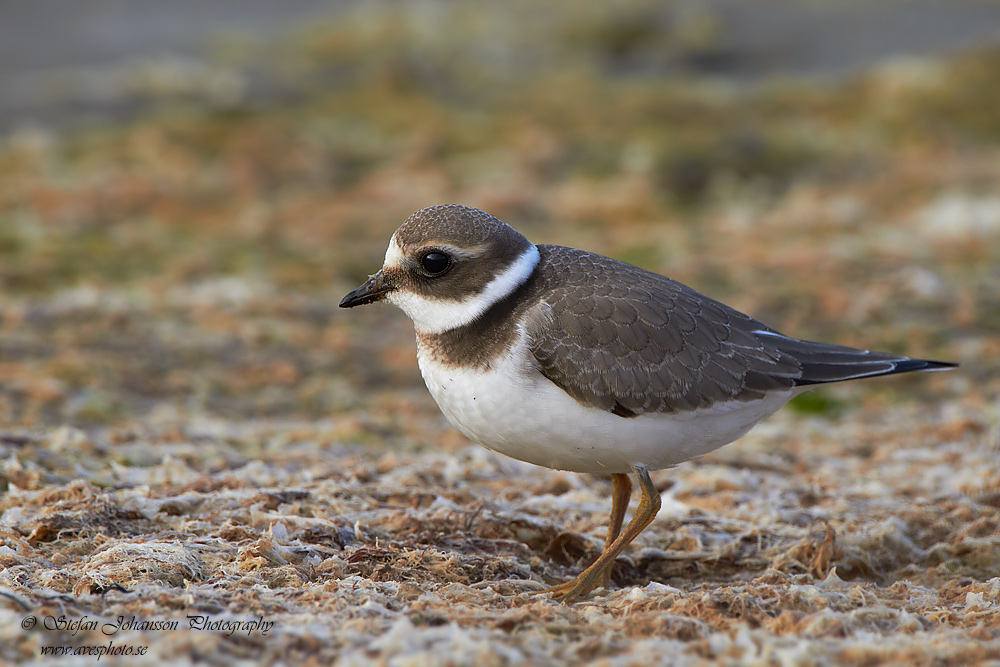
[339,204,957,602]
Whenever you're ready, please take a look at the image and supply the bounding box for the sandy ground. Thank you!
[1,3,999,665]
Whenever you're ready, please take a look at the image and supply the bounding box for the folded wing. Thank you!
[526,247,955,417]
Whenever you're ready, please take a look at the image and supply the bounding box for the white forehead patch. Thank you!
[384,233,405,267]
[386,243,540,334]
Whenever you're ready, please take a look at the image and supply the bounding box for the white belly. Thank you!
[416,332,796,474]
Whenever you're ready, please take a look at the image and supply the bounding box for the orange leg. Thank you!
[540,466,660,603]
[598,473,632,589]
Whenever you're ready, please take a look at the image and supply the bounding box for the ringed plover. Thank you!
[340,204,956,602]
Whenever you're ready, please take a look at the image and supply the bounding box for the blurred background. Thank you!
[3,6,998,661]
[0,0,997,441]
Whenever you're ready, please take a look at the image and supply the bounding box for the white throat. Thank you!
[386,243,540,334]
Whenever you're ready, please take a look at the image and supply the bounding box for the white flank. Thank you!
[417,327,800,474]
[386,243,541,334]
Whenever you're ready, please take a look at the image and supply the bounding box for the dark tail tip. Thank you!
[793,356,958,386]
[894,359,959,374]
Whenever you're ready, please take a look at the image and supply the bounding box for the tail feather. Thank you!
[753,330,958,386]
[793,356,958,386]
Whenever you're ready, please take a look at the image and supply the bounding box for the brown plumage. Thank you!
[417,240,953,416]
[340,204,957,603]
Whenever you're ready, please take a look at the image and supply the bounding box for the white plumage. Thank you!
[340,204,955,602]
[417,325,798,474]
[386,238,541,335]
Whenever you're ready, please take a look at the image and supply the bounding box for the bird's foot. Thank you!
[533,562,614,603]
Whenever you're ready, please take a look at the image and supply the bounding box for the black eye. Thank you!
[421,251,451,275]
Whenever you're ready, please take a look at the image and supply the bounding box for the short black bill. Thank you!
[339,271,395,308]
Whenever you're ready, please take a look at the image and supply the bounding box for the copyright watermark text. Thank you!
[22,613,274,660]
[22,614,273,638]
[40,641,147,660]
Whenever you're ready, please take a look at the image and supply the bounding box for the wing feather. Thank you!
[525,246,954,416]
